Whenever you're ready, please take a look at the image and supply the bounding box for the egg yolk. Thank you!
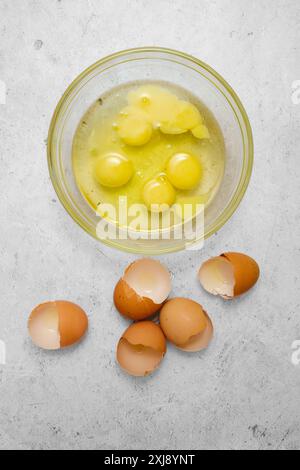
[166,152,202,190]
[142,175,176,212]
[128,85,180,123]
[175,101,202,130]
[94,153,133,188]
[191,123,210,139]
[160,121,187,135]
[160,101,202,135]
[117,112,153,146]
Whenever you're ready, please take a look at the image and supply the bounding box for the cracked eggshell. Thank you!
[177,311,213,352]
[198,252,260,299]
[113,259,172,320]
[28,301,88,350]
[159,298,212,351]
[116,321,167,377]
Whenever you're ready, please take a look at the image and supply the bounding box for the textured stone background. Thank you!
[0,0,300,450]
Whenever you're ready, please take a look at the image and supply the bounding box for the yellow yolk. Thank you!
[191,124,210,139]
[160,102,202,135]
[174,101,202,129]
[94,153,133,188]
[128,86,203,136]
[159,122,187,135]
[128,85,180,123]
[166,152,202,190]
[117,108,153,146]
[142,175,176,212]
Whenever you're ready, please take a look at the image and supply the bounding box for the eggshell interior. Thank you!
[198,256,235,299]
[116,321,166,376]
[123,259,171,305]
[178,312,213,352]
[28,302,60,350]
[117,339,164,377]
[198,253,260,298]
[160,298,208,346]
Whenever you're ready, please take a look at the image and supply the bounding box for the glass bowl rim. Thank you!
[47,46,254,254]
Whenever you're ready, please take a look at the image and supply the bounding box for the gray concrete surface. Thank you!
[0,0,300,451]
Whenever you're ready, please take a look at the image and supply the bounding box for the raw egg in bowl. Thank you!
[48,47,253,254]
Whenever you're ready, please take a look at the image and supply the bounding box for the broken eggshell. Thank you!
[114,258,172,320]
[28,300,88,350]
[198,252,260,299]
[177,311,214,352]
[116,321,167,377]
[159,297,213,352]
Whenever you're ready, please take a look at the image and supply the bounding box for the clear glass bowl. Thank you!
[48,47,253,254]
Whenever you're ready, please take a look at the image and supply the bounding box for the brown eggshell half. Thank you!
[28,300,88,350]
[56,301,88,348]
[159,298,207,347]
[114,279,162,320]
[198,252,260,299]
[116,321,167,377]
[222,252,260,297]
[177,311,213,352]
[122,321,166,353]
